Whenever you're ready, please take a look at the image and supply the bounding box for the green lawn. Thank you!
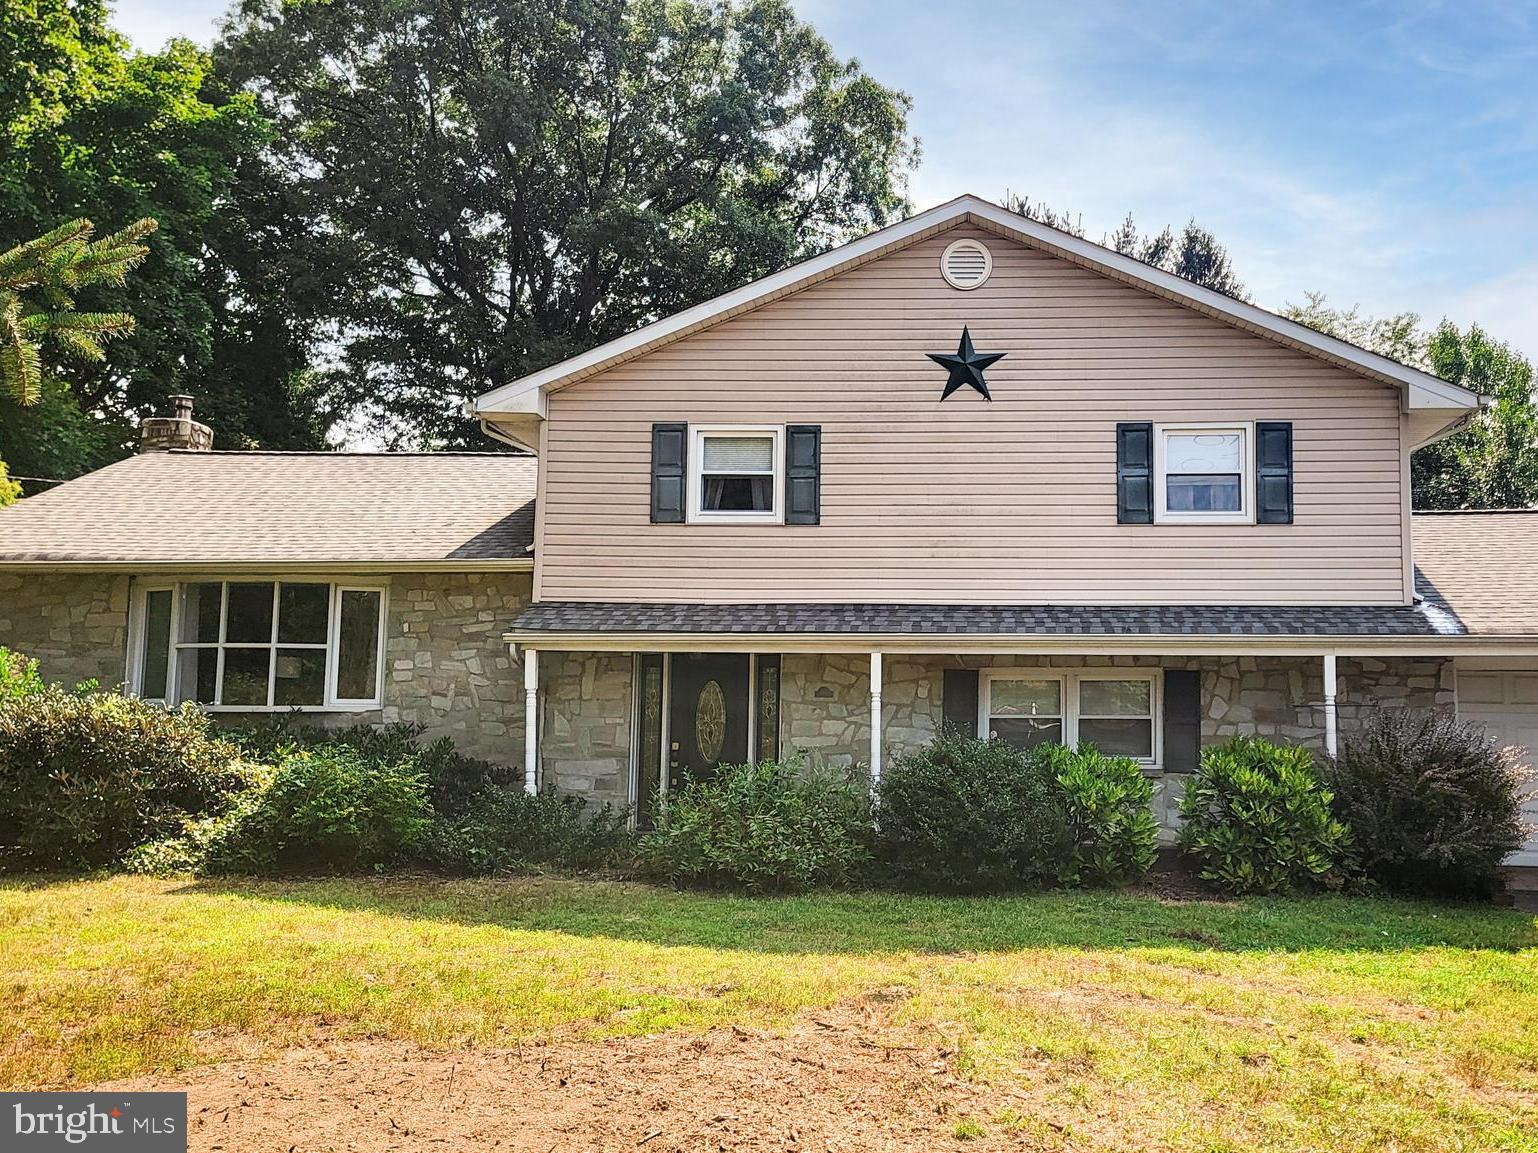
[3,874,1537,1151]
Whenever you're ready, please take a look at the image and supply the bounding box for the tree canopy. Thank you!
[215,0,917,444]
[1283,294,1538,510]
[0,0,321,485]
[1005,194,1246,298]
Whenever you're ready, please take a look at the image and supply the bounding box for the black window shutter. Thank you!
[1116,422,1154,524]
[1162,670,1202,773]
[1255,421,1294,524]
[650,423,687,524]
[942,668,980,737]
[785,425,821,525]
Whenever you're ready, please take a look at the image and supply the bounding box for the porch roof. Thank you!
[507,600,1460,639]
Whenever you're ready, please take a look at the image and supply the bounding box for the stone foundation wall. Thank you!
[0,571,132,688]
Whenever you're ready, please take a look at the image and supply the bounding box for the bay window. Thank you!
[130,580,386,710]
[981,670,1160,764]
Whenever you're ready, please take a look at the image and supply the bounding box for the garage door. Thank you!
[1458,672,1538,866]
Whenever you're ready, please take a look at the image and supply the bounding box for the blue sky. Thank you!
[114,0,1538,359]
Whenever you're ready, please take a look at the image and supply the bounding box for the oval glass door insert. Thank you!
[695,679,727,763]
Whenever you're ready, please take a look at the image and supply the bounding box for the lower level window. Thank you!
[131,580,386,709]
[982,671,1158,762]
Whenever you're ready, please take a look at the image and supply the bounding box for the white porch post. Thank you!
[869,650,883,792]
[523,646,539,794]
[1322,651,1338,759]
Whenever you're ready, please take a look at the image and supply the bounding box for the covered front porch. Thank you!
[506,600,1470,832]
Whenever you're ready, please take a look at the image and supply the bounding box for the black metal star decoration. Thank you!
[927,325,1005,401]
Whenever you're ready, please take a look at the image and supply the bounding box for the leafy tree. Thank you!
[1283,294,1538,510]
[0,0,319,476]
[215,0,917,444]
[1282,292,1426,369]
[1005,194,1246,298]
[1417,323,1538,509]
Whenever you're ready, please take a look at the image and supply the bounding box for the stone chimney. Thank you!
[140,394,213,453]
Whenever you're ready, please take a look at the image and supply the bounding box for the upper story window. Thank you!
[1155,424,1253,524]
[689,426,783,523]
[129,580,386,711]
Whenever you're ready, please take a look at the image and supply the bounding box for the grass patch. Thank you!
[3,875,1537,1151]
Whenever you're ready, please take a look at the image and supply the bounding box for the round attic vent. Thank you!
[940,238,992,290]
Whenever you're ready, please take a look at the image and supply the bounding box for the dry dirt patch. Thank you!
[98,998,1054,1152]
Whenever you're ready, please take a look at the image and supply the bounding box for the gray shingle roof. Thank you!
[1413,510,1538,636]
[0,451,536,565]
[507,600,1460,637]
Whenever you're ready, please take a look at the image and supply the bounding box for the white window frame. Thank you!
[687,424,784,525]
[328,585,391,707]
[126,578,388,712]
[1154,422,1254,525]
[978,668,1163,767]
[126,584,179,705]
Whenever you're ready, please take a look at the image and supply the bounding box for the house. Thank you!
[2,194,1536,860]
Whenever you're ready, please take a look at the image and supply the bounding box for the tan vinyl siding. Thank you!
[538,226,1406,605]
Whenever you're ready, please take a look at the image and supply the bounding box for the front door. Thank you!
[668,652,751,789]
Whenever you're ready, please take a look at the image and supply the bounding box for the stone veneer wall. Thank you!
[0,569,534,767]
[779,651,1454,839]
[374,572,532,762]
[780,652,1455,770]
[538,651,634,808]
[0,571,132,687]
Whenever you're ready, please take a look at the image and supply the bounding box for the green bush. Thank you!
[639,758,871,892]
[430,788,633,874]
[1044,744,1159,886]
[229,719,517,818]
[200,747,433,874]
[875,730,1072,893]
[0,646,43,701]
[0,686,251,869]
[1326,711,1531,897]
[1178,736,1350,895]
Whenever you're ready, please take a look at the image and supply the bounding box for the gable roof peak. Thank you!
[474,192,1480,433]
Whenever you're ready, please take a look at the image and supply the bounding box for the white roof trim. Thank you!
[473,193,1481,416]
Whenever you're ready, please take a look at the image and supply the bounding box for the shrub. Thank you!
[1178,736,1350,895]
[639,758,871,892]
[1326,711,1532,897]
[201,747,433,874]
[430,788,633,874]
[1044,744,1159,886]
[0,686,252,869]
[875,730,1072,893]
[230,719,517,818]
[0,646,43,701]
